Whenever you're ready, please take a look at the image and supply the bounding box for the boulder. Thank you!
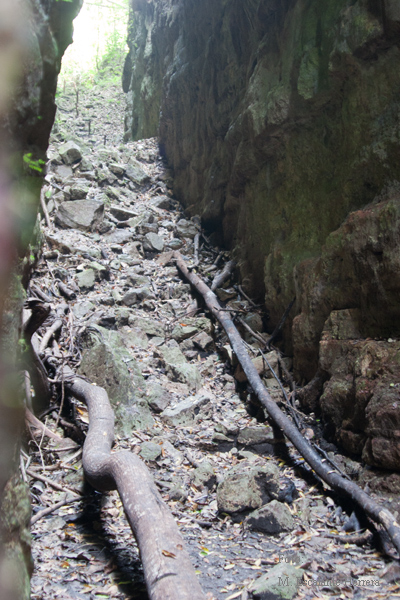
[217,463,280,514]
[174,219,198,239]
[70,183,89,200]
[55,199,104,232]
[59,140,82,164]
[145,381,172,413]
[246,500,295,534]
[76,269,96,290]
[143,232,164,253]
[125,159,150,185]
[122,286,153,306]
[191,461,216,490]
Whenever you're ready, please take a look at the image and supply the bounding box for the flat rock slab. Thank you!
[140,442,162,461]
[55,199,104,232]
[110,205,138,221]
[103,229,133,244]
[165,360,201,391]
[161,392,212,426]
[128,315,165,338]
[238,426,275,446]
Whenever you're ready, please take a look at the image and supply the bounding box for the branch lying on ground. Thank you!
[174,250,400,557]
[211,260,236,291]
[31,495,80,526]
[62,366,205,600]
[25,408,63,441]
[26,468,82,496]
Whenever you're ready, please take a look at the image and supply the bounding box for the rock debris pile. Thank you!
[26,89,399,600]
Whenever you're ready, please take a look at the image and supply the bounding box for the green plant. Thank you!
[23,153,45,174]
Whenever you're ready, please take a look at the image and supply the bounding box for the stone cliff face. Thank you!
[124,0,400,469]
[0,1,81,598]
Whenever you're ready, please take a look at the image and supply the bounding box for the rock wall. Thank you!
[0,1,81,598]
[124,0,400,468]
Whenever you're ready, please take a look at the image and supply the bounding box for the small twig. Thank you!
[39,319,62,355]
[193,233,200,268]
[277,354,296,393]
[54,361,65,429]
[20,454,28,483]
[26,468,82,496]
[24,370,33,412]
[30,283,53,303]
[237,316,268,347]
[26,408,63,442]
[259,349,301,429]
[237,285,257,308]
[314,444,351,481]
[326,530,373,546]
[31,495,81,526]
[40,187,52,230]
[267,297,295,347]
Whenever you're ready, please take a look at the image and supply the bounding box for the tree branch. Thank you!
[174,250,400,556]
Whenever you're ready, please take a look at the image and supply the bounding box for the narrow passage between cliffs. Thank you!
[24,80,400,600]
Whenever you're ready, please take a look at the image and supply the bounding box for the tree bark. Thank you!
[174,250,400,556]
[63,366,205,600]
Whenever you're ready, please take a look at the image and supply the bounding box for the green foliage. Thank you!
[23,153,45,174]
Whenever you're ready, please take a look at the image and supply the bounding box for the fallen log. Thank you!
[62,366,205,600]
[174,250,400,556]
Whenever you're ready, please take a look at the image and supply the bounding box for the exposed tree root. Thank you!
[174,250,400,558]
[62,366,206,600]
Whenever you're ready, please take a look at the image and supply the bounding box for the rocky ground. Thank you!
[24,80,400,600]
